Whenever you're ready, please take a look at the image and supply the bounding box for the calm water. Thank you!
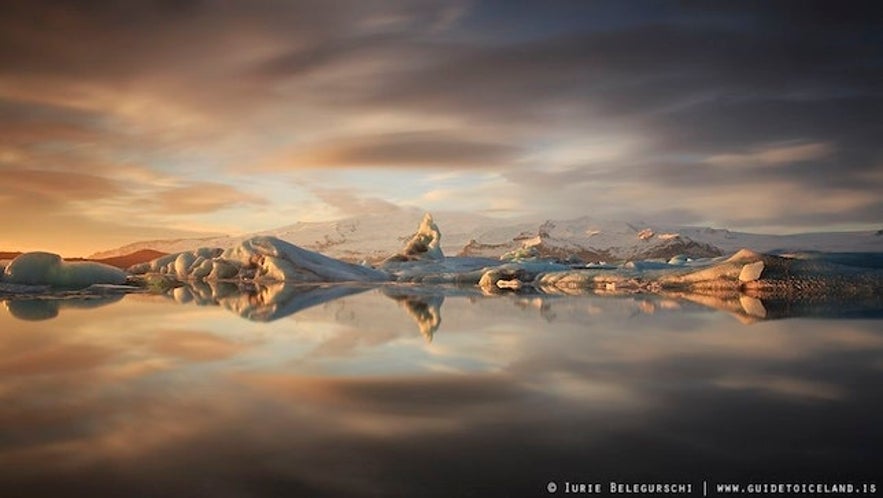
[1,286,881,497]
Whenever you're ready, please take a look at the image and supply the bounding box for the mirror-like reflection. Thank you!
[0,287,880,497]
[166,280,374,322]
[3,294,124,321]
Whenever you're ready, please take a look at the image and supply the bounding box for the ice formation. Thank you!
[130,236,389,283]
[532,248,883,299]
[4,213,880,320]
[383,213,444,263]
[1,252,127,289]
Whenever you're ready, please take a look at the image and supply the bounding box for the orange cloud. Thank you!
[151,330,248,362]
[151,182,266,214]
[1,168,122,201]
[258,132,520,170]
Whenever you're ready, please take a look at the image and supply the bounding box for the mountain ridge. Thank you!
[88,210,883,264]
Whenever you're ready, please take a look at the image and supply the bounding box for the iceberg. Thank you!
[534,248,883,300]
[131,236,389,283]
[382,213,444,263]
[2,252,127,289]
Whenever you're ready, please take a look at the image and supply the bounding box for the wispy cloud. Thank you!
[151,182,267,215]
[0,0,880,252]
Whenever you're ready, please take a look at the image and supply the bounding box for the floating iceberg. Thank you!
[534,248,883,299]
[1,252,127,289]
[131,236,389,283]
[382,213,444,263]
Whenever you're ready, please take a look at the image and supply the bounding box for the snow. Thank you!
[2,252,127,289]
[132,236,389,283]
[383,212,444,262]
[90,208,883,265]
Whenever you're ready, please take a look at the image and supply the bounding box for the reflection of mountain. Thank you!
[383,289,444,342]
[2,295,124,321]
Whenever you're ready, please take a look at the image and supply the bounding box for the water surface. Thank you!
[1,287,881,497]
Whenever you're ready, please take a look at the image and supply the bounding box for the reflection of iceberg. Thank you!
[165,281,371,322]
[382,289,444,342]
[631,288,883,323]
[3,295,125,321]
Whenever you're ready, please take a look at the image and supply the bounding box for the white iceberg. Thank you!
[131,236,389,283]
[1,252,127,289]
[382,213,444,263]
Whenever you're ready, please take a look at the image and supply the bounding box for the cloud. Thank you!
[705,142,834,167]
[151,182,266,215]
[259,132,521,169]
[0,168,122,202]
[1,0,881,243]
[309,187,403,216]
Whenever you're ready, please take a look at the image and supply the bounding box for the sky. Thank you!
[1,0,881,256]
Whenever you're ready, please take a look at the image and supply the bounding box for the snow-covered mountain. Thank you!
[90,207,883,264]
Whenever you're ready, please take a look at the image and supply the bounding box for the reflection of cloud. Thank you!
[236,372,522,435]
[0,290,881,495]
[0,343,113,376]
[151,330,248,361]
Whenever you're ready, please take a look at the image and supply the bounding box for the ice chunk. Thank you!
[2,252,127,289]
[132,236,389,283]
[384,213,444,262]
[739,261,765,282]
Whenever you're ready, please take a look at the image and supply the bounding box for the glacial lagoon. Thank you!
[1,286,881,497]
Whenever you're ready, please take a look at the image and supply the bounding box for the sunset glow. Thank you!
[1,1,880,255]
